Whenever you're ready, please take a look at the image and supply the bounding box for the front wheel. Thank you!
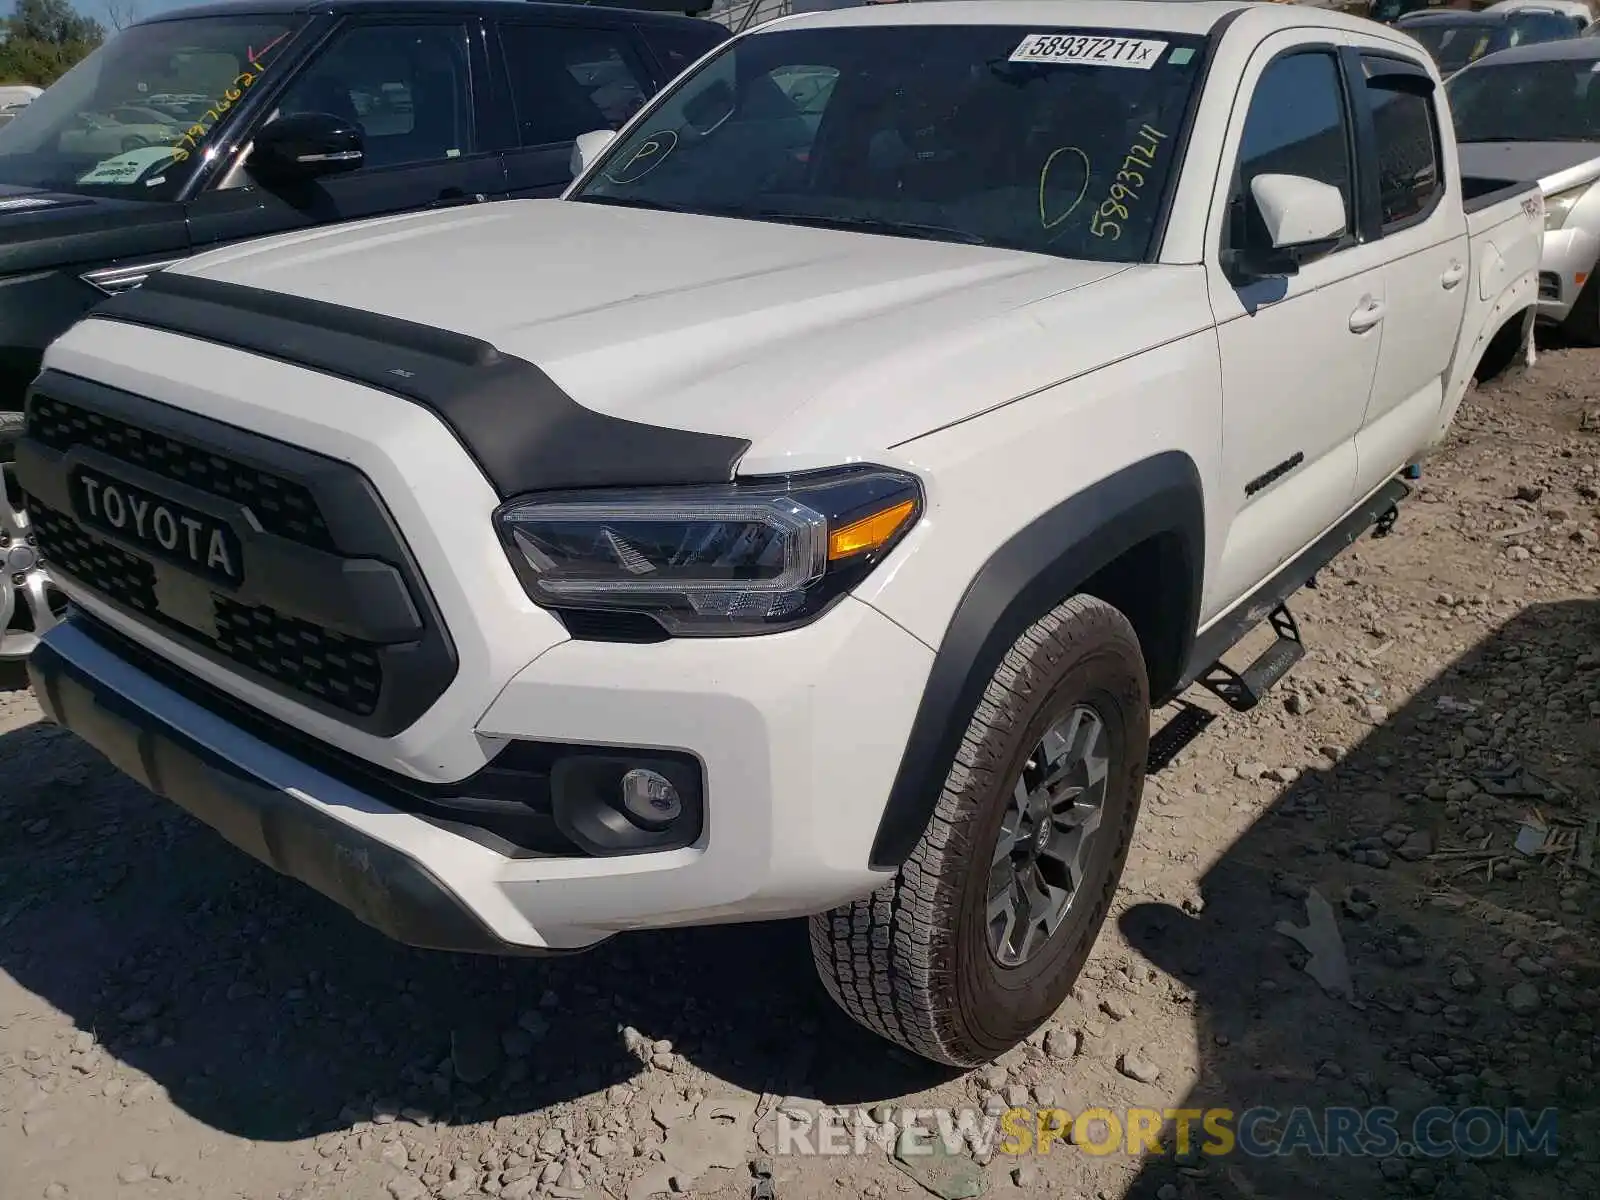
[811,594,1149,1066]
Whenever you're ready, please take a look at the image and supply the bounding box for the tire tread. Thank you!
[810,594,1147,1066]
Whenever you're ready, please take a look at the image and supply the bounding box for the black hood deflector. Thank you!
[90,270,752,499]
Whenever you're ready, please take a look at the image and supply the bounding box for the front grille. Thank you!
[27,395,335,552]
[30,498,387,717]
[29,504,159,617]
[19,373,459,735]
[212,596,382,712]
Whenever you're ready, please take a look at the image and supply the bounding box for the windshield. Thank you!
[0,15,304,201]
[572,25,1210,262]
[1403,22,1508,73]
[1448,58,1600,140]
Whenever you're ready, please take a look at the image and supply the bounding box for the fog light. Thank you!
[548,752,703,856]
[619,768,682,831]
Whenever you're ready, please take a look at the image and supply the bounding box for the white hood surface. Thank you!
[168,199,1170,461]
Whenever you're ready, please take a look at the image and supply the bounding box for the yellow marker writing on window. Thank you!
[1039,146,1090,230]
[170,59,266,163]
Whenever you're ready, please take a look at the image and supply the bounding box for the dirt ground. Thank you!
[2,342,1598,1200]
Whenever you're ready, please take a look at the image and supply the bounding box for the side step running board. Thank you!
[1164,475,1411,705]
[1196,603,1304,712]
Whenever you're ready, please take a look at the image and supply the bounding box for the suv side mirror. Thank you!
[1223,173,1348,282]
[249,112,365,184]
[570,128,617,179]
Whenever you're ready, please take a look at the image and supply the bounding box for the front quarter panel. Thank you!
[849,277,1221,871]
[850,266,1223,653]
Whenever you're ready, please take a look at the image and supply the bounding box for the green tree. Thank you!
[0,0,106,87]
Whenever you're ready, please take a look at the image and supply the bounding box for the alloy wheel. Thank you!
[986,703,1111,967]
[0,458,64,660]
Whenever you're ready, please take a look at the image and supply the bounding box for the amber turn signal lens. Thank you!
[827,498,916,562]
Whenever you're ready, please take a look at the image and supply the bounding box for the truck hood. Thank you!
[165,199,1155,463]
[1457,141,1600,194]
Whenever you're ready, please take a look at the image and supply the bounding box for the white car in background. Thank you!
[1487,0,1594,30]
[0,85,42,130]
[1450,36,1600,340]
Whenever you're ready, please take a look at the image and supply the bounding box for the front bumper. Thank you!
[30,596,932,952]
[1536,225,1600,324]
[29,624,520,954]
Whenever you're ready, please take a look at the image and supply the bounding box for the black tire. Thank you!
[810,594,1149,1066]
[1562,272,1600,348]
[1474,316,1527,383]
[1,410,23,514]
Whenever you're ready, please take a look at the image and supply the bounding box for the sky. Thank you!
[1,0,212,32]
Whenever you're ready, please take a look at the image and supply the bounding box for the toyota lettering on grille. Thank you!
[69,468,244,586]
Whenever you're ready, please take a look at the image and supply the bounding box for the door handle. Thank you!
[433,189,487,208]
[1349,298,1386,333]
[1440,261,1466,289]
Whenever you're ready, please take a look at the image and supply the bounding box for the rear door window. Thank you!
[500,24,654,146]
[1361,56,1444,231]
[637,24,726,81]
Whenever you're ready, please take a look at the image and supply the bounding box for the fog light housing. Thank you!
[549,752,703,856]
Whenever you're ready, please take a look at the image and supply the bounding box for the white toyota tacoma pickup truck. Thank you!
[14,0,1541,1066]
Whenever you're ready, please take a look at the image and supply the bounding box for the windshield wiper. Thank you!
[750,210,990,245]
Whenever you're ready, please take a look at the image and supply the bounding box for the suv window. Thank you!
[1363,58,1443,230]
[1229,51,1353,252]
[1509,11,1579,41]
[638,25,723,78]
[0,15,304,200]
[501,24,652,146]
[274,23,475,170]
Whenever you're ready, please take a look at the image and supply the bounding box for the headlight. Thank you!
[495,465,923,636]
[1545,183,1592,232]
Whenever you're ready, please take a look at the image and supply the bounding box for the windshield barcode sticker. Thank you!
[1009,34,1170,70]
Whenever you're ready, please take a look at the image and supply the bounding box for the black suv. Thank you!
[1394,7,1580,76]
[0,0,727,410]
[0,0,725,662]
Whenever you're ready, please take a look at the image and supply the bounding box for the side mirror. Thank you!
[1224,173,1348,282]
[1252,173,1347,250]
[248,112,364,184]
[571,129,617,179]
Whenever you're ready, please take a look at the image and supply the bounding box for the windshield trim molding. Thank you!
[1148,8,1240,263]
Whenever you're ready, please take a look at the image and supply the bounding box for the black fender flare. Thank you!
[868,451,1205,870]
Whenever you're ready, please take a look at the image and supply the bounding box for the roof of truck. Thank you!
[759,0,1382,38]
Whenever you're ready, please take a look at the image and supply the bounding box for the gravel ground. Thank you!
[2,345,1599,1200]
